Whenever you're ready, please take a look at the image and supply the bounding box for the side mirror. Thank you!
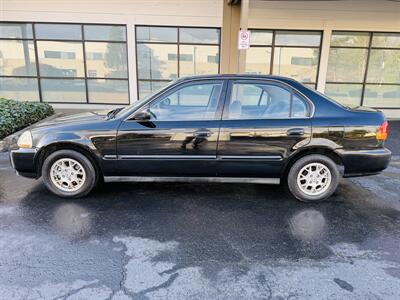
[131,109,151,121]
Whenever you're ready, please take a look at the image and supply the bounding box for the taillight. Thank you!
[376,120,388,141]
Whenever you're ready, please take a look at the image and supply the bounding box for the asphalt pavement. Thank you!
[0,122,399,300]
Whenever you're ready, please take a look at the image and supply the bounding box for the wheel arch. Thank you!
[282,147,343,180]
[35,142,103,179]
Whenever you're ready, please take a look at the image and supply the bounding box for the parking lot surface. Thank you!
[0,123,399,299]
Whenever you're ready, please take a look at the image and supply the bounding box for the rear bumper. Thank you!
[337,148,391,177]
[9,148,38,178]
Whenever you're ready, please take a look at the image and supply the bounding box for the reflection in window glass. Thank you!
[179,28,219,44]
[0,77,39,101]
[372,33,400,48]
[37,41,85,77]
[249,30,273,46]
[0,23,32,39]
[41,79,86,102]
[87,79,129,104]
[245,47,271,74]
[35,24,82,40]
[85,42,128,78]
[226,83,291,119]
[330,32,370,47]
[137,43,178,80]
[275,31,321,46]
[327,48,368,82]
[324,83,363,106]
[273,47,319,83]
[364,85,400,108]
[136,26,177,43]
[292,94,308,118]
[138,80,170,99]
[367,49,400,84]
[150,83,222,120]
[0,40,37,76]
[84,25,126,41]
[179,45,219,76]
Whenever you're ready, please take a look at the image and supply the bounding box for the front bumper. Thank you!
[9,148,38,178]
[337,148,391,177]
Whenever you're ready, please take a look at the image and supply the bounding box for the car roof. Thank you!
[176,74,299,84]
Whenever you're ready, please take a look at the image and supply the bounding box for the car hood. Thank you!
[33,110,109,129]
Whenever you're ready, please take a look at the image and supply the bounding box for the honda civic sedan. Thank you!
[10,75,391,202]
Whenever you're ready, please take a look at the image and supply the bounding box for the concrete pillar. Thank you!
[220,0,249,74]
[317,28,332,93]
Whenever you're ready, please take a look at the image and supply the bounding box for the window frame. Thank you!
[0,21,130,104]
[246,29,323,89]
[127,79,227,122]
[222,79,312,120]
[135,25,222,100]
[326,30,400,109]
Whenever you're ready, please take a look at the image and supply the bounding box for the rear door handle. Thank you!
[194,130,212,137]
[287,128,305,136]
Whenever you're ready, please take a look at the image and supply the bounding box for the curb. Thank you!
[0,113,63,153]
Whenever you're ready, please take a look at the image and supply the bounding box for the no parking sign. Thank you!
[238,30,250,50]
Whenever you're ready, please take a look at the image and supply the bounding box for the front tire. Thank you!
[287,154,340,202]
[42,150,97,198]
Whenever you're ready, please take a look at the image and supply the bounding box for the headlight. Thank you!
[17,131,33,148]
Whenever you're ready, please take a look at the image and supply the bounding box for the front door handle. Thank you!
[194,130,212,137]
[287,128,305,136]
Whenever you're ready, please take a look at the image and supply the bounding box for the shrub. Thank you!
[0,98,54,139]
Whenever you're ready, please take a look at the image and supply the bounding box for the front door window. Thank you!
[149,82,223,121]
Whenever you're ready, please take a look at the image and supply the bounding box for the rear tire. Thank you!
[42,150,97,198]
[287,154,339,202]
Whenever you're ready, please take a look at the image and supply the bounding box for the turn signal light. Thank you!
[376,121,388,141]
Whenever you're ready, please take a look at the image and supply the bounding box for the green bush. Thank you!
[0,98,54,139]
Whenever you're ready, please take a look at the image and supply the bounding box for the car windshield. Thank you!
[112,81,176,118]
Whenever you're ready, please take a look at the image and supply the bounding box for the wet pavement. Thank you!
[1,130,400,299]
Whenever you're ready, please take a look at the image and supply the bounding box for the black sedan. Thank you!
[10,75,391,202]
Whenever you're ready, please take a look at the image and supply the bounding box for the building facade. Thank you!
[1,0,400,118]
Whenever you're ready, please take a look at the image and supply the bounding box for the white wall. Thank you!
[1,0,223,110]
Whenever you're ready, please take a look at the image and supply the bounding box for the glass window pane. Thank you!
[35,24,82,40]
[275,31,321,46]
[0,23,33,39]
[137,43,178,80]
[41,79,86,102]
[138,80,171,99]
[249,30,273,46]
[179,28,219,44]
[331,32,370,47]
[136,26,177,43]
[367,49,400,84]
[292,94,308,118]
[150,82,222,120]
[0,40,37,76]
[324,83,363,106]
[87,79,129,104]
[364,85,400,108]
[0,77,39,102]
[179,45,219,76]
[245,47,271,74]
[84,25,126,41]
[372,33,400,48]
[327,48,368,82]
[273,47,319,83]
[85,42,128,78]
[226,83,291,119]
[37,41,84,77]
